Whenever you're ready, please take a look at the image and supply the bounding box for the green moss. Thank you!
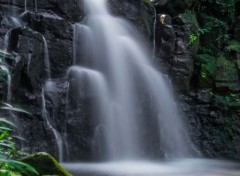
[213,93,240,109]
[20,153,72,176]
[215,56,239,92]
[197,54,217,88]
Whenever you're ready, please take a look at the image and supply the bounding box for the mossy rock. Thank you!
[197,54,217,88]
[215,56,240,93]
[20,152,72,176]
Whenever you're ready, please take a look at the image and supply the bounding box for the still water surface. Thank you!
[63,159,240,176]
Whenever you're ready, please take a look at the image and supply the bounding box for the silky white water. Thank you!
[42,36,51,78]
[41,36,64,161]
[42,81,63,162]
[69,0,194,161]
[24,0,27,12]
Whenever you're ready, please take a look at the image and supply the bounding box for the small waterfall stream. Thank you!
[41,36,64,162]
[42,36,51,78]
[41,82,63,162]
[24,0,27,12]
[152,5,157,59]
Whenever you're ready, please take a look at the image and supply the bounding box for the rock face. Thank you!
[0,0,240,161]
[154,0,240,159]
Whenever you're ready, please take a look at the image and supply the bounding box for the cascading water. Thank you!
[41,36,64,162]
[41,83,63,162]
[152,5,157,58]
[35,0,38,12]
[24,0,27,12]
[42,36,51,78]
[68,0,194,162]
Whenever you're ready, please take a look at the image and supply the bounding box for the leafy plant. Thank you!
[188,33,199,44]
[0,105,39,176]
[0,106,38,176]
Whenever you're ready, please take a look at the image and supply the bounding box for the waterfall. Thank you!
[68,0,195,161]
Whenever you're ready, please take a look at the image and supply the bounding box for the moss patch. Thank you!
[20,152,72,176]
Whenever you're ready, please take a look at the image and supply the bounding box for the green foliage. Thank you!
[197,0,237,21]
[225,40,240,53]
[217,55,233,68]
[198,54,217,74]
[188,33,199,44]
[0,106,39,176]
[214,93,240,108]
[197,54,217,87]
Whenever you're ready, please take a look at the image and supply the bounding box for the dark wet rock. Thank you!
[154,0,196,16]
[155,20,175,59]
[234,17,240,41]
[197,89,213,104]
[108,0,154,39]
[45,0,83,21]
[0,4,23,17]
[10,27,44,91]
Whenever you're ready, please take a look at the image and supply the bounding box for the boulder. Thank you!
[20,152,72,176]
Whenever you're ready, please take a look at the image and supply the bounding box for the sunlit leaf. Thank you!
[6,160,39,176]
[0,131,9,140]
